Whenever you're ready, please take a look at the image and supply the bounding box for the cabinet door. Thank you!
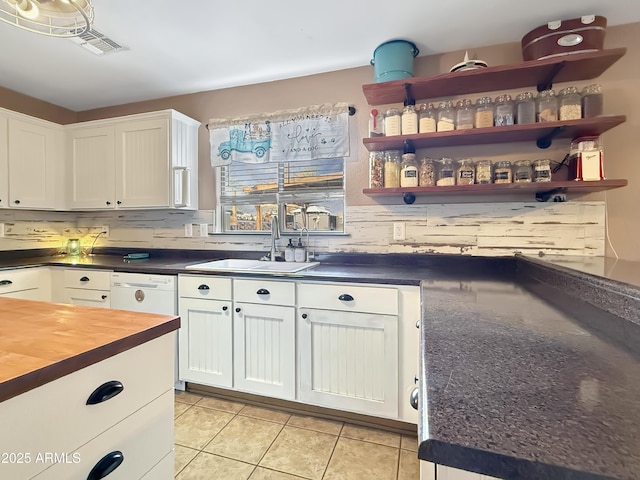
[234,302,295,399]
[115,118,169,208]
[178,297,233,388]
[0,114,7,209]
[298,308,398,417]
[8,118,60,209]
[64,288,110,308]
[437,465,501,480]
[67,126,115,209]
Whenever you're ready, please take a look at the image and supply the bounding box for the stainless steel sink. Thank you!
[185,259,319,273]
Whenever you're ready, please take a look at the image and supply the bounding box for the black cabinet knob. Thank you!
[301,313,308,319]
[80,276,90,282]
[256,288,270,295]
[101,295,107,300]
[106,201,111,205]
[338,294,354,302]
[222,306,228,311]
[86,380,124,405]
[87,451,124,480]
[235,307,241,313]
[116,200,122,205]
[14,199,20,204]
[197,284,210,290]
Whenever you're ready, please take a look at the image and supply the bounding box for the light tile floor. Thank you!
[174,391,420,480]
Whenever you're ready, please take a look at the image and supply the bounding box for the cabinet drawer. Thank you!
[0,335,173,480]
[0,267,41,295]
[31,390,173,480]
[63,268,111,290]
[64,288,110,308]
[298,282,398,315]
[234,278,295,306]
[179,274,232,300]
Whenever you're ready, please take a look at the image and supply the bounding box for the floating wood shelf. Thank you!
[362,48,627,105]
[362,115,626,151]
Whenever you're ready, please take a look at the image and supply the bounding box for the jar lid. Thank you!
[385,108,401,115]
[582,83,602,94]
[476,159,492,165]
[438,101,453,109]
[495,94,512,103]
[495,160,511,167]
[537,89,556,97]
[476,96,493,105]
[559,86,579,95]
[456,99,473,108]
[458,158,473,165]
[516,92,534,101]
[514,159,531,166]
[420,157,435,163]
[533,158,551,165]
[438,157,455,164]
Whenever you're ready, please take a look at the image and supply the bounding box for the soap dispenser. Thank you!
[295,237,306,263]
[285,238,295,262]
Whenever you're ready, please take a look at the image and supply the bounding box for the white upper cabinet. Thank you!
[66,109,200,210]
[0,114,7,209]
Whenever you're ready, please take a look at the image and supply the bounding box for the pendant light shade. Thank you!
[0,0,94,37]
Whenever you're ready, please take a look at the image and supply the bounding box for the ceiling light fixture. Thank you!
[0,0,94,37]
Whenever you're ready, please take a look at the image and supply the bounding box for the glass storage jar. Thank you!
[536,89,558,122]
[457,159,475,185]
[418,157,436,186]
[493,160,512,184]
[369,151,385,188]
[418,103,437,133]
[559,86,582,120]
[455,99,474,130]
[533,159,552,182]
[475,96,494,128]
[515,92,536,124]
[581,84,603,118]
[436,158,456,186]
[513,160,532,183]
[401,100,418,135]
[400,152,418,187]
[384,108,402,136]
[383,150,401,187]
[475,159,493,184]
[437,101,455,132]
[494,94,514,126]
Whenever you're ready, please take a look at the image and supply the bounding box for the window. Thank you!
[217,158,345,233]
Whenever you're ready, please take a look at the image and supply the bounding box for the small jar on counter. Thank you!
[536,89,558,122]
[559,86,582,120]
[513,160,532,183]
[418,157,436,186]
[400,152,418,187]
[475,96,494,128]
[515,92,536,124]
[384,108,402,136]
[383,150,401,187]
[436,158,456,186]
[533,159,552,182]
[418,103,437,133]
[455,99,475,130]
[475,160,493,184]
[402,100,418,135]
[369,151,385,188]
[437,101,456,132]
[581,84,603,118]
[457,159,475,185]
[494,94,514,126]
[494,160,512,184]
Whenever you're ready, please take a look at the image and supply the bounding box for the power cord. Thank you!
[89,230,107,256]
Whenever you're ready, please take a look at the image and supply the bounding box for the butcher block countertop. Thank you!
[0,297,179,403]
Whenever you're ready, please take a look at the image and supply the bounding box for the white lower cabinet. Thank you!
[0,267,47,300]
[61,268,112,308]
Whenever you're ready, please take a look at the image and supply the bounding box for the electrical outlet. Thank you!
[199,224,208,237]
[0,223,4,238]
[100,225,109,237]
[393,222,406,241]
[184,223,193,237]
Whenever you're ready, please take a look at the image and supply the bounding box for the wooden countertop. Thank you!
[0,297,179,403]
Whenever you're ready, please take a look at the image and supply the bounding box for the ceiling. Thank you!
[0,0,638,112]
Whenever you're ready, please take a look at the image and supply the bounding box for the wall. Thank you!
[1,23,638,259]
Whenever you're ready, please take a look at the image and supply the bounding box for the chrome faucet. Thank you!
[270,215,280,261]
[300,227,311,262]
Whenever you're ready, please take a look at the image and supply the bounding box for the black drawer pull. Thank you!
[301,313,308,319]
[222,306,228,311]
[0,280,13,286]
[257,288,270,295]
[338,294,354,302]
[87,451,124,480]
[86,380,124,405]
[197,284,210,290]
[101,295,108,300]
[235,307,241,313]
[80,276,90,282]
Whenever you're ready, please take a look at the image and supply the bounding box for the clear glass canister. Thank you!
[419,157,436,186]
[582,84,603,118]
[369,151,385,188]
[494,160,512,183]
[536,89,558,122]
[494,94,514,126]
[514,160,532,183]
[402,101,418,135]
[437,101,456,132]
[457,159,475,185]
[455,99,474,130]
[515,92,536,124]
[559,86,582,120]
[400,152,418,187]
[384,108,402,136]
[533,159,552,182]
[436,158,456,186]
[418,103,437,133]
[475,96,494,128]
[383,150,401,187]
[475,159,493,184]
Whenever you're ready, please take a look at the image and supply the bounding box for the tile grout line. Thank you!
[395,443,402,480]
[319,422,345,479]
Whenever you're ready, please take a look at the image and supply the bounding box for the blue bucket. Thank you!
[371,40,419,83]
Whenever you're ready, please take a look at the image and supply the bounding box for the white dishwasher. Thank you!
[110,272,184,390]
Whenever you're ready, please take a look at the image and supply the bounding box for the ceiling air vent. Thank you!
[68,28,125,56]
